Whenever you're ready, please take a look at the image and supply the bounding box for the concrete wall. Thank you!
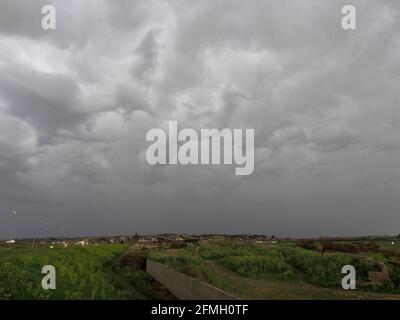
[146,259,239,300]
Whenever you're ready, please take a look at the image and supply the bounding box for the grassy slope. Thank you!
[0,243,173,300]
[203,260,400,300]
[148,240,400,300]
[0,244,128,299]
[2,240,400,300]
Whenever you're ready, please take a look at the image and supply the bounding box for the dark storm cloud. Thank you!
[0,65,86,144]
[0,0,400,238]
[0,0,48,37]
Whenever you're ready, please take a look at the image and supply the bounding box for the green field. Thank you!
[0,243,169,300]
[1,239,400,300]
[147,238,400,300]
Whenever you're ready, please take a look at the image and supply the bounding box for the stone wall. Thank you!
[146,259,239,300]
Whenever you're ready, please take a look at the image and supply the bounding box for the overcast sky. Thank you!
[0,0,399,238]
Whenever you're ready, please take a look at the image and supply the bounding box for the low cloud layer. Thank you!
[0,0,399,238]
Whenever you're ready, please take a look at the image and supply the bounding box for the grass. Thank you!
[0,244,169,300]
[0,244,128,299]
[147,240,400,300]
[2,239,400,300]
[202,261,400,300]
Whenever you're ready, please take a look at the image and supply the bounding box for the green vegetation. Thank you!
[220,255,294,279]
[0,244,127,299]
[280,246,374,286]
[112,249,173,300]
[148,239,400,299]
[1,238,400,300]
[0,244,169,300]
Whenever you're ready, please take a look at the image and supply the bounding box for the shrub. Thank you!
[280,247,374,287]
[120,251,147,269]
[356,242,381,253]
[321,242,381,254]
[221,255,294,279]
[298,240,319,251]
[382,250,400,260]
[322,242,359,254]
[0,245,127,300]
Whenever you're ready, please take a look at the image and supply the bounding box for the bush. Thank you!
[200,244,243,260]
[357,242,381,253]
[0,245,127,300]
[280,247,374,287]
[298,240,319,251]
[322,242,359,254]
[221,255,294,279]
[321,242,381,254]
[120,251,147,269]
[382,250,400,260]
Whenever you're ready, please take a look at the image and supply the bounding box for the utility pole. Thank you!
[9,210,17,249]
[44,222,49,245]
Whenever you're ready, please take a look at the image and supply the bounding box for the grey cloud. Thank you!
[0,0,400,238]
[0,66,86,144]
[0,0,49,38]
[131,29,161,82]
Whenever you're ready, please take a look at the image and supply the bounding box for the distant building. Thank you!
[75,240,88,246]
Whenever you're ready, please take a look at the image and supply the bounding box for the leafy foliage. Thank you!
[0,245,127,299]
[220,255,294,279]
